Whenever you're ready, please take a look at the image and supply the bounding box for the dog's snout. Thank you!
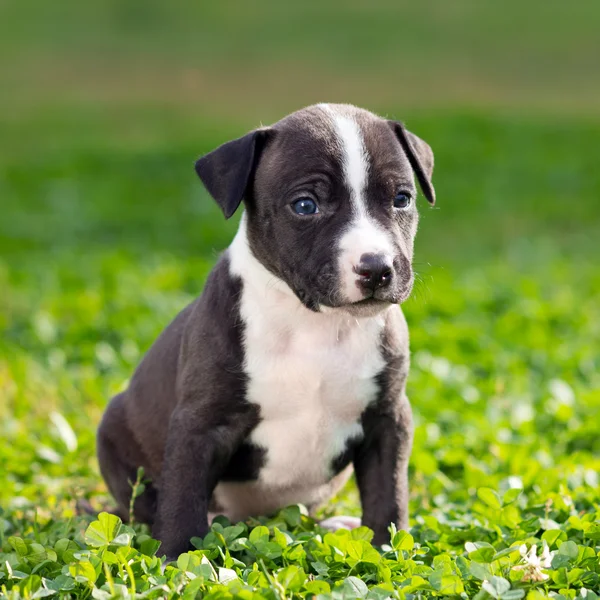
[355,253,393,292]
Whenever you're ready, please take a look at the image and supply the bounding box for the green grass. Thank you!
[1,1,600,598]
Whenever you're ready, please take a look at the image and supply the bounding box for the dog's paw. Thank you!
[319,515,362,532]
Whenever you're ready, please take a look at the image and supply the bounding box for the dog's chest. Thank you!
[240,287,386,488]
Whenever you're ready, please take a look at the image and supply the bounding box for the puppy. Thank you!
[97,103,436,559]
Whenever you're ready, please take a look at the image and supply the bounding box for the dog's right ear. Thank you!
[388,121,436,205]
[195,128,272,219]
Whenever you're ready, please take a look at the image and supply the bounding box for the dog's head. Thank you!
[196,104,435,316]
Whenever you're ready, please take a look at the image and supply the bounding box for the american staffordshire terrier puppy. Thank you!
[97,103,436,559]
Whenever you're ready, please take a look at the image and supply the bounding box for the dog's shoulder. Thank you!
[371,305,411,407]
[382,305,410,359]
[183,252,244,344]
[175,252,249,405]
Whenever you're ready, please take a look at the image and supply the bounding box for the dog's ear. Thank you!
[195,128,272,219]
[388,121,436,205]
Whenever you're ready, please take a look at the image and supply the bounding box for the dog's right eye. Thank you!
[292,197,319,215]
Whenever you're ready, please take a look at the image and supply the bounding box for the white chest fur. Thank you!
[227,221,387,492]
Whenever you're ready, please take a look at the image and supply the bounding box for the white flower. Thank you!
[512,542,555,582]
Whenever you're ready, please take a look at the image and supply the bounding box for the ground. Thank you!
[1,2,599,598]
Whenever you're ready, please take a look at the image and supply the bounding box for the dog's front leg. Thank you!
[152,407,249,560]
[354,396,413,545]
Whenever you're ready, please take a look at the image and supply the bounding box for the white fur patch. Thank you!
[322,105,394,303]
[213,219,387,522]
[325,109,369,210]
[320,515,362,532]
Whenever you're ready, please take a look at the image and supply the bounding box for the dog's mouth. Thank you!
[294,278,413,314]
[351,278,414,306]
[297,292,410,314]
[334,296,392,318]
[351,297,389,307]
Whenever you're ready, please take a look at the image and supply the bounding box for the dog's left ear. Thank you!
[195,128,273,219]
[388,121,436,205]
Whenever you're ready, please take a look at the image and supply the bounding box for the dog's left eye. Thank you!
[393,193,412,209]
[292,197,319,215]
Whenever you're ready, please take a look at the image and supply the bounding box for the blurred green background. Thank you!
[1,1,599,266]
[0,0,599,522]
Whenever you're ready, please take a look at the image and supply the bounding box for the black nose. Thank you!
[355,253,394,292]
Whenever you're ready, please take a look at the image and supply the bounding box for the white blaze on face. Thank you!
[322,106,394,303]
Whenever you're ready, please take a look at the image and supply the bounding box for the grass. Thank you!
[1,1,600,598]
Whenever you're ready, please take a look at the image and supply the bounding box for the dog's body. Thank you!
[97,104,435,559]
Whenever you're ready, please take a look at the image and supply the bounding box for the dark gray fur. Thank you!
[97,104,435,558]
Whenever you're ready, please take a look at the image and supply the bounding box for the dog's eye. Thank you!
[393,193,412,209]
[292,197,319,215]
